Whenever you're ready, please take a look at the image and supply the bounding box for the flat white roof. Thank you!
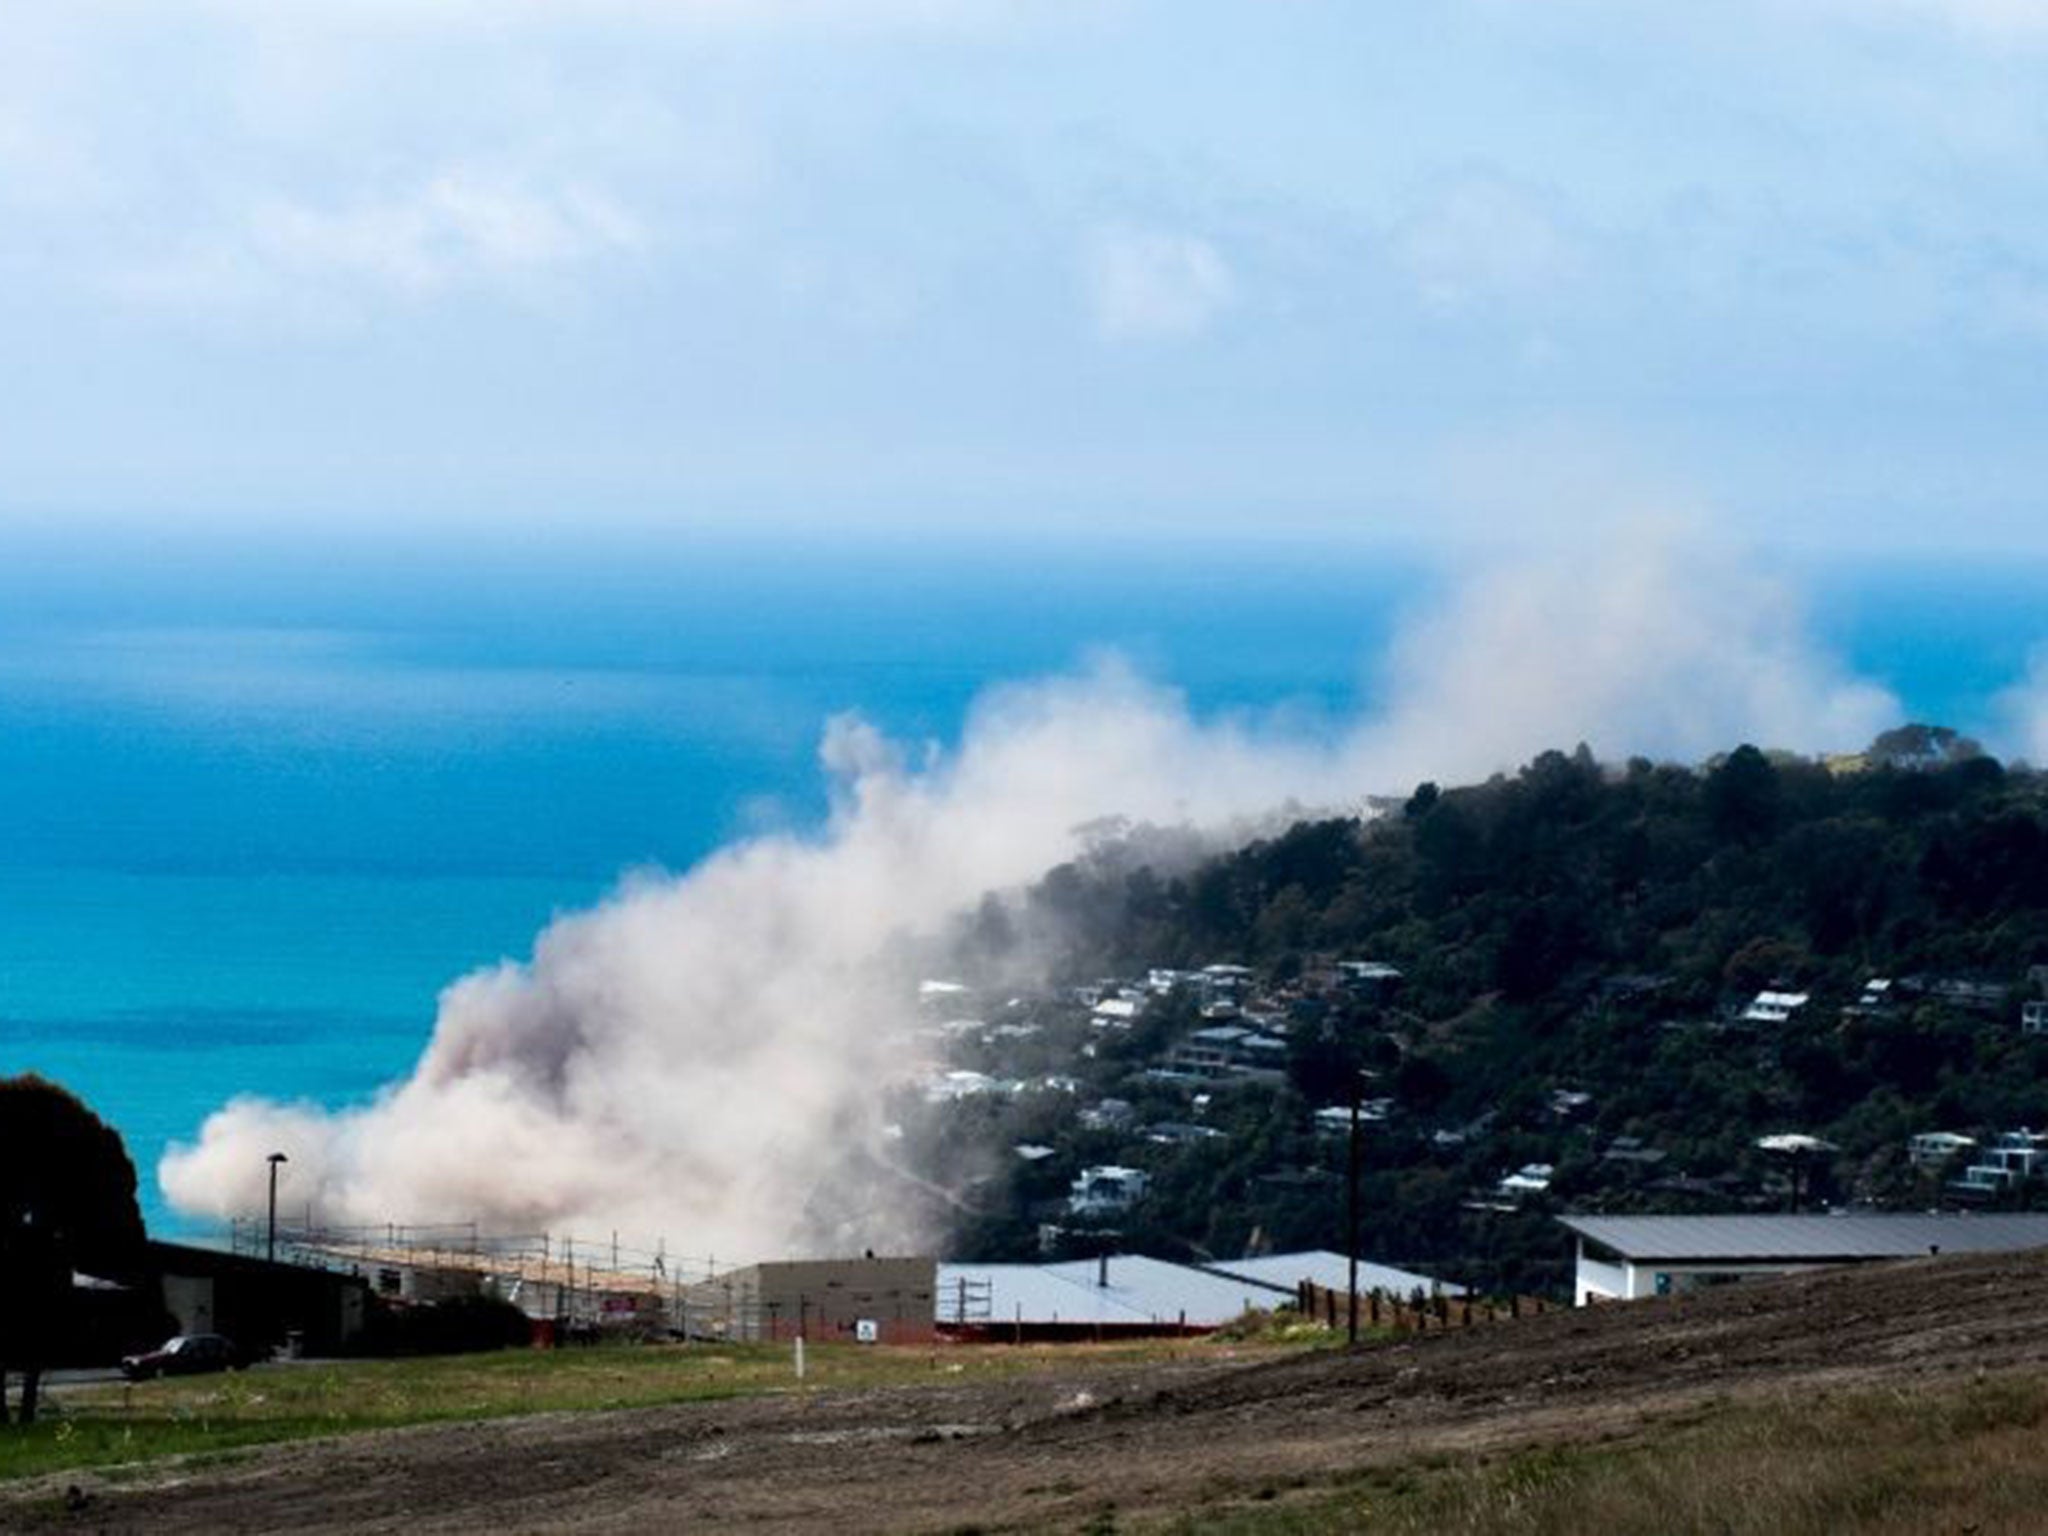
[938,1255,1287,1327]
[1562,1212,2048,1262]
[1204,1250,1462,1298]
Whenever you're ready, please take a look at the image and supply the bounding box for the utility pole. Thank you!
[1346,1076,1362,1344]
[266,1152,289,1265]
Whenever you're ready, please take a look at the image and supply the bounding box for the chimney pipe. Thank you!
[1097,1253,1109,1288]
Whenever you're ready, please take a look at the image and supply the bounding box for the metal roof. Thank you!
[937,1255,1290,1328]
[1560,1212,2048,1262]
[1202,1250,1463,1298]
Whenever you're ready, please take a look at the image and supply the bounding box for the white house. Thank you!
[1314,1101,1393,1139]
[1068,1165,1150,1216]
[1091,996,1143,1028]
[1561,1212,2048,1305]
[1741,990,1811,1024]
[1907,1130,1976,1171]
[1953,1129,2048,1193]
[923,1069,1006,1103]
[1497,1163,1555,1200]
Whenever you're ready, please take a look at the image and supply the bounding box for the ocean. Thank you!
[0,532,2038,1233]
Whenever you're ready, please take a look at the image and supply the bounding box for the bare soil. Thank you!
[11,1248,2048,1534]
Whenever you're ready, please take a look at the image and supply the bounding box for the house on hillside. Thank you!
[1197,964,1253,1011]
[1496,1163,1555,1201]
[1549,1089,1593,1120]
[1167,1025,1288,1080]
[1144,1121,1224,1147]
[1906,1130,1976,1172]
[1067,1165,1150,1216]
[1560,1212,2048,1305]
[1841,977,1896,1023]
[1335,960,1404,1003]
[1951,1130,2048,1196]
[1091,996,1143,1028]
[1314,1101,1393,1139]
[1741,990,1810,1025]
[1600,1137,1669,1177]
[1170,1024,1250,1073]
[1913,976,2008,1016]
[1078,1098,1134,1131]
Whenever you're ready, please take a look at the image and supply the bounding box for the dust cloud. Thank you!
[160,534,1897,1259]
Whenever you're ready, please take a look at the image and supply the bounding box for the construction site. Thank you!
[232,1219,941,1345]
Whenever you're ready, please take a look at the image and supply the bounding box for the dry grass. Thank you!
[1165,1370,2048,1536]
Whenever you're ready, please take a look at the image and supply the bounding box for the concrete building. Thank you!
[685,1256,936,1343]
[1561,1213,2048,1305]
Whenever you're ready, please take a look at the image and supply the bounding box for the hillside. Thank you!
[903,728,2048,1292]
[17,1248,2048,1532]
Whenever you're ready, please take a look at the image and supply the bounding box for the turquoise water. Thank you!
[0,870,604,1231]
[0,533,2038,1232]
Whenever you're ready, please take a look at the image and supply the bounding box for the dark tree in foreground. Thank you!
[0,1076,147,1425]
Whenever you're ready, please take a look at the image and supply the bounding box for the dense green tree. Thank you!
[0,1077,147,1425]
[1705,744,1782,843]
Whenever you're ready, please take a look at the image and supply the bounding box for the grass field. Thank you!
[1163,1371,2048,1536]
[3,1337,1223,1484]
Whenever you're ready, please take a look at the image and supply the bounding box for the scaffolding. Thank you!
[227,1217,749,1336]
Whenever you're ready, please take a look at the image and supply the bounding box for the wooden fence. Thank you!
[1296,1280,1555,1335]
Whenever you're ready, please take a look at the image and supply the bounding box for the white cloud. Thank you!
[1993,645,2048,764]
[1872,0,2048,40]
[1973,270,2048,342]
[1395,172,1579,314]
[25,0,1027,36]
[1085,225,1235,341]
[109,173,644,316]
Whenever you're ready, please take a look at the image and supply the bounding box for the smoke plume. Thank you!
[160,533,1899,1259]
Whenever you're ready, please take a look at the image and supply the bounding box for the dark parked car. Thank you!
[120,1333,255,1381]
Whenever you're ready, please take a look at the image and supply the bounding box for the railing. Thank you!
[228,1217,736,1287]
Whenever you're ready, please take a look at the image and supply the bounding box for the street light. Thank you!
[266,1152,288,1264]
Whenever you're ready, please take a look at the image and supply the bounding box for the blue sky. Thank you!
[4,0,2048,553]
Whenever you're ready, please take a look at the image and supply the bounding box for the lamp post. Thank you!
[266,1152,288,1264]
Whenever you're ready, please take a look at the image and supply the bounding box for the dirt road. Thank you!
[10,1248,2048,1534]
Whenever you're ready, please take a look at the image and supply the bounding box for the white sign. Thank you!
[854,1319,879,1344]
